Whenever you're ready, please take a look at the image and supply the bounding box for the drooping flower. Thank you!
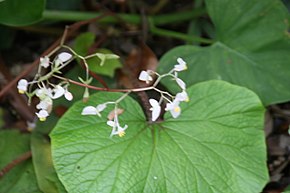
[96,104,106,112]
[58,52,73,63]
[176,90,189,102]
[165,99,181,118]
[176,78,186,90]
[149,99,161,121]
[138,70,153,84]
[107,117,128,137]
[17,79,28,94]
[81,103,106,117]
[64,89,73,101]
[81,106,98,115]
[36,97,52,111]
[40,56,50,68]
[36,109,49,121]
[36,87,50,99]
[174,57,187,71]
[49,85,65,99]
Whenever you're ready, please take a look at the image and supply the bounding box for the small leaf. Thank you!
[0,0,45,26]
[51,80,268,193]
[87,49,122,77]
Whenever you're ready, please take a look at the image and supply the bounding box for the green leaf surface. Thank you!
[0,0,45,26]
[31,132,67,193]
[51,80,268,193]
[0,130,40,193]
[158,0,290,105]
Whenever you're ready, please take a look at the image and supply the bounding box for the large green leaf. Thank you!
[0,0,45,26]
[31,132,67,193]
[0,130,40,193]
[158,0,290,105]
[51,80,268,193]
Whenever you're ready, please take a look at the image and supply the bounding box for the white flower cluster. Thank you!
[81,57,189,137]
[81,94,129,137]
[17,52,73,121]
[139,57,189,121]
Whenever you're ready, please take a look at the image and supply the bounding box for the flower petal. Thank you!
[52,85,65,99]
[17,79,28,94]
[36,109,49,121]
[81,106,97,115]
[149,99,161,121]
[176,90,189,102]
[96,104,106,112]
[138,70,153,83]
[40,56,50,68]
[64,90,73,101]
[176,78,186,90]
[58,52,72,62]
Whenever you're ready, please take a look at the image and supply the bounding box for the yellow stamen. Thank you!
[174,106,181,112]
[118,131,125,137]
[39,117,46,121]
[18,90,25,94]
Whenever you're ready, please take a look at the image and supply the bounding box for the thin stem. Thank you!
[42,8,206,26]
[116,91,131,103]
[53,75,154,93]
[0,151,32,179]
[149,19,214,44]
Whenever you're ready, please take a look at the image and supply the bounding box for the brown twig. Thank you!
[0,54,35,122]
[0,151,32,179]
[53,74,153,92]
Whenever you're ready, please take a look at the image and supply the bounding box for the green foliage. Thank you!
[0,130,40,193]
[51,80,268,193]
[31,133,67,193]
[73,32,122,77]
[158,0,290,105]
[0,0,45,26]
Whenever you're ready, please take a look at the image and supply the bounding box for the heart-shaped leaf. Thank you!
[158,0,290,106]
[51,80,268,193]
[0,0,45,26]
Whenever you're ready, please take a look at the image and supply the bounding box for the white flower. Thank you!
[64,89,73,101]
[81,106,98,115]
[36,98,52,110]
[58,52,72,63]
[174,57,187,71]
[165,99,181,118]
[176,90,189,102]
[36,87,49,98]
[138,70,153,84]
[107,113,127,137]
[149,99,161,121]
[96,104,106,112]
[107,119,128,137]
[49,85,65,99]
[36,109,49,121]
[40,56,50,68]
[176,78,186,90]
[17,79,28,94]
[81,103,106,117]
